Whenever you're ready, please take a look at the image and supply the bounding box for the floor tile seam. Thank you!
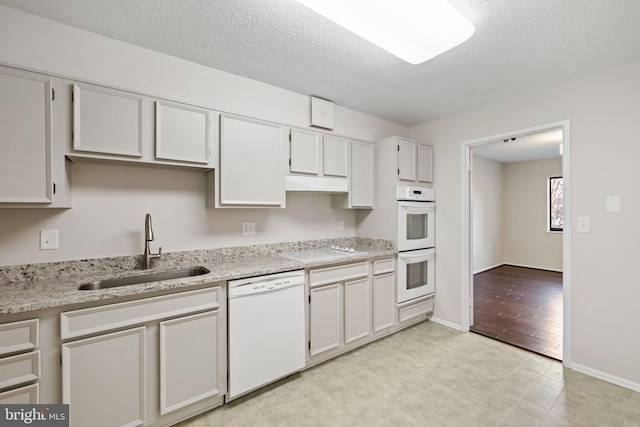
[497,357,544,425]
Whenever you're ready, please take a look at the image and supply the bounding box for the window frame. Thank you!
[548,175,564,233]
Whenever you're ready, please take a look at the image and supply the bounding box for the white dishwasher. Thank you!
[227,270,306,400]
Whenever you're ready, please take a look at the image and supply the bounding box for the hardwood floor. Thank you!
[470,265,563,360]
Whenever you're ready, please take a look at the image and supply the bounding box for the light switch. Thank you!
[606,196,621,213]
[576,217,590,233]
[40,229,59,250]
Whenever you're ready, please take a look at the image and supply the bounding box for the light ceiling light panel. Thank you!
[294,0,475,64]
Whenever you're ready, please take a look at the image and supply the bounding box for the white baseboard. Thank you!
[502,262,563,273]
[429,316,462,331]
[473,263,504,275]
[570,363,640,393]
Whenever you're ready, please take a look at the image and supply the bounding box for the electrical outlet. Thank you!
[242,222,256,236]
[339,220,345,230]
[40,229,59,250]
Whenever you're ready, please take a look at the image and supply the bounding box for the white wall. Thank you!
[503,158,563,271]
[0,163,358,265]
[472,156,504,272]
[411,57,640,388]
[0,6,409,266]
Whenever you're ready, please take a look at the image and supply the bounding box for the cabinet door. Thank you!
[220,114,284,206]
[155,100,210,164]
[0,383,39,404]
[417,144,433,183]
[309,283,342,357]
[73,82,144,157]
[398,140,417,181]
[160,311,221,415]
[62,327,146,427]
[373,272,395,332]
[290,128,320,174]
[323,135,348,177]
[350,140,374,207]
[0,67,53,203]
[344,278,371,344]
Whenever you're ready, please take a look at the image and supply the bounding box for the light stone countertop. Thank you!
[0,238,395,315]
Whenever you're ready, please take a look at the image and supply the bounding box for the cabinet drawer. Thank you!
[373,258,395,275]
[398,297,433,322]
[0,383,39,404]
[0,319,39,357]
[0,350,40,390]
[309,262,369,287]
[61,287,221,339]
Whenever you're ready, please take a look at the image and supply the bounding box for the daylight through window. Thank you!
[549,176,563,232]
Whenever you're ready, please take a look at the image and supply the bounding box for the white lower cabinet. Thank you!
[372,258,395,332]
[160,311,221,415]
[60,286,224,427]
[372,272,395,332]
[344,278,371,344]
[308,257,395,364]
[0,319,41,403]
[309,283,342,357]
[62,327,146,427]
[0,383,39,404]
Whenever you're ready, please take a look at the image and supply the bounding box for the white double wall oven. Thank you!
[396,186,435,304]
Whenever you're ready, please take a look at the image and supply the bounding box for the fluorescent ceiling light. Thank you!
[294,0,475,64]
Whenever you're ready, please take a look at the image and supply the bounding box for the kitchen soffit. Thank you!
[2,0,640,126]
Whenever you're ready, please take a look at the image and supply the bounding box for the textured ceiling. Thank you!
[2,0,640,126]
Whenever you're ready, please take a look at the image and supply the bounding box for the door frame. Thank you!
[460,120,572,366]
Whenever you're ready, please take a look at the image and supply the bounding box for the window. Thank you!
[548,176,563,232]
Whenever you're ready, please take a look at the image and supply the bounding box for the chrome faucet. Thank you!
[143,213,162,269]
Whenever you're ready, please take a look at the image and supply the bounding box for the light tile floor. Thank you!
[178,321,640,426]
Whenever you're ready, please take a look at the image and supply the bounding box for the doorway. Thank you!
[461,121,571,366]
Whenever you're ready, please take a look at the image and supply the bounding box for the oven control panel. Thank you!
[396,186,435,201]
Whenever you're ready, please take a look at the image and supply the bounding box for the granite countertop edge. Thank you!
[1,239,396,315]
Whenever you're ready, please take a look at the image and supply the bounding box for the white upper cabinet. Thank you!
[322,135,348,177]
[288,129,348,178]
[417,143,433,183]
[398,139,417,181]
[68,81,215,169]
[331,139,374,209]
[349,140,374,207]
[289,128,321,174]
[155,99,211,164]
[218,114,285,207]
[72,82,144,157]
[397,138,433,184]
[0,66,69,207]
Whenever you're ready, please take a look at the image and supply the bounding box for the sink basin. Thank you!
[77,266,210,290]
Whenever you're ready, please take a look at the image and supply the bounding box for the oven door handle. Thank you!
[401,206,433,215]
[399,251,432,262]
